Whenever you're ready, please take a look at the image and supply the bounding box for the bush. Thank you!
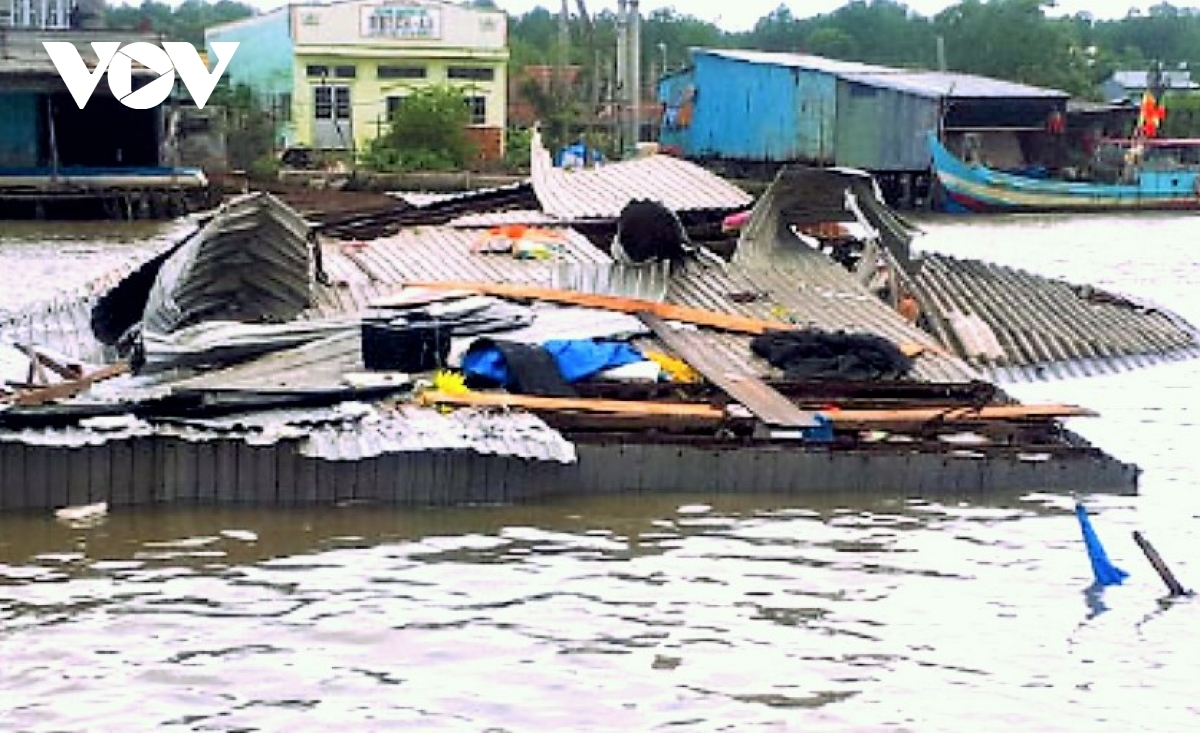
[365,85,476,172]
[504,127,533,171]
[247,154,280,182]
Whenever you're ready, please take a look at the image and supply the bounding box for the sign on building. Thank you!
[360,3,441,40]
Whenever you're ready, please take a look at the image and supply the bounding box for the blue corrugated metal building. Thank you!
[659,48,1069,202]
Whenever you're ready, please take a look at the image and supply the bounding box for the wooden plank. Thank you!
[418,389,726,421]
[404,280,793,335]
[402,281,934,357]
[824,403,1097,425]
[640,313,819,429]
[12,361,130,406]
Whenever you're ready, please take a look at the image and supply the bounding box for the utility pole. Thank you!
[556,0,570,145]
[629,0,641,151]
[616,0,628,154]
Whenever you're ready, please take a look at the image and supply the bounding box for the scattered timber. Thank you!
[639,312,820,430]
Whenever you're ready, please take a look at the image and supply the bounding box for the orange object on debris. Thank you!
[472,224,567,253]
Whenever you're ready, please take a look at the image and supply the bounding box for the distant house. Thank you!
[205,0,510,161]
[658,48,1068,204]
[1100,69,1199,103]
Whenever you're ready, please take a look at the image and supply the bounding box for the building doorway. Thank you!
[313,85,352,150]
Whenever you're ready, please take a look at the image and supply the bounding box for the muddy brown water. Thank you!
[1,212,1199,731]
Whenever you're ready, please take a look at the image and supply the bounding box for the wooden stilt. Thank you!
[1132,531,1189,597]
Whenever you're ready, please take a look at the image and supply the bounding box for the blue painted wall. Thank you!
[206,9,296,145]
[205,9,294,99]
[0,93,41,168]
[658,69,695,153]
[667,52,837,164]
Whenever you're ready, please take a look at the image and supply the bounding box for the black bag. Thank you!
[361,320,450,372]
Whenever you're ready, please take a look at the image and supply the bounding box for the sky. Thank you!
[487,1,1200,33]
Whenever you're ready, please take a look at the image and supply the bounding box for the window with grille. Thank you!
[448,67,495,82]
[464,96,486,125]
[378,65,427,80]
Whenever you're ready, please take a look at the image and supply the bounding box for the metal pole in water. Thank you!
[1132,531,1189,596]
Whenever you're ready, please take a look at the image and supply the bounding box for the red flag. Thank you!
[1139,91,1166,137]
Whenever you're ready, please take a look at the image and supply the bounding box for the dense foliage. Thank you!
[106,0,255,46]
[107,0,1200,152]
[510,0,1200,102]
[106,0,1200,101]
[361,85,476,171]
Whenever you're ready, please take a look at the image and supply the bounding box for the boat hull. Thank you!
[928,132,1200,213]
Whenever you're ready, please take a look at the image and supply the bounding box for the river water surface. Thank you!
[1,213,1198,732]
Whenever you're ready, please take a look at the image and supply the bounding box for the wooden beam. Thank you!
[417,389,726,421]
[402,280,794,335]
[824,403,1097,425]
[639,312,819,429]
[13,362,131,407]
[400,281,934,357]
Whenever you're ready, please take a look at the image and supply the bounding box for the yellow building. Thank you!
[206,1,508,159]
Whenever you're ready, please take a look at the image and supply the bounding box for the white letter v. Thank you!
[43,41,121,109]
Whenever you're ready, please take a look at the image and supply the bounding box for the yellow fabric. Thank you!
[644,350,701,384]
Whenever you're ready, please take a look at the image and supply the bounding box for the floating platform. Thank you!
[0,166,215,220]
[6,141,1197,511]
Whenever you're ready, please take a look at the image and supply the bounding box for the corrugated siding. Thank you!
[0,436,1138,510]
[836,82,939,171]
[692,53,838,163]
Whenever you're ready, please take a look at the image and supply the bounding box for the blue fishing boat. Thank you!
[927,131,1200,213]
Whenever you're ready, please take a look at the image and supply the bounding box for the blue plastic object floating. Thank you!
[1075,503,1129,586]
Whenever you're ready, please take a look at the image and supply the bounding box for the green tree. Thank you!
[363,85,475,172]
[933,0,1092,95]
[105,0,254,45]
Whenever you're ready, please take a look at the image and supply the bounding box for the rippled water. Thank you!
[1,213,1199,732]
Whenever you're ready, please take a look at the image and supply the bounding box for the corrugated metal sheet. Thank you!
[699,49,895,75]
[447,210,560,228]
[686,52,838,163]
[914,252,1200,380]
[300,406,576,463]
[669,49,1067,167]
[312,225,611,304]
[529,130,752,220]
[655,254,980,385]
[307,223,975,385]
[0,218,202,363]
[0,404,575,463]
[836,83,940,171]
[0,432,1139,511]
[389,181,530,208]
[840,70,1068,100]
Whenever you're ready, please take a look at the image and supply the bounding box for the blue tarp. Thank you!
[463,339,644,386]
[555,142,606,169]
[1075,503,1129,586]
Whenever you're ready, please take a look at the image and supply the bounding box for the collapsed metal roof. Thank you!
[528,129,754,221]
[913,252,1200,380]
